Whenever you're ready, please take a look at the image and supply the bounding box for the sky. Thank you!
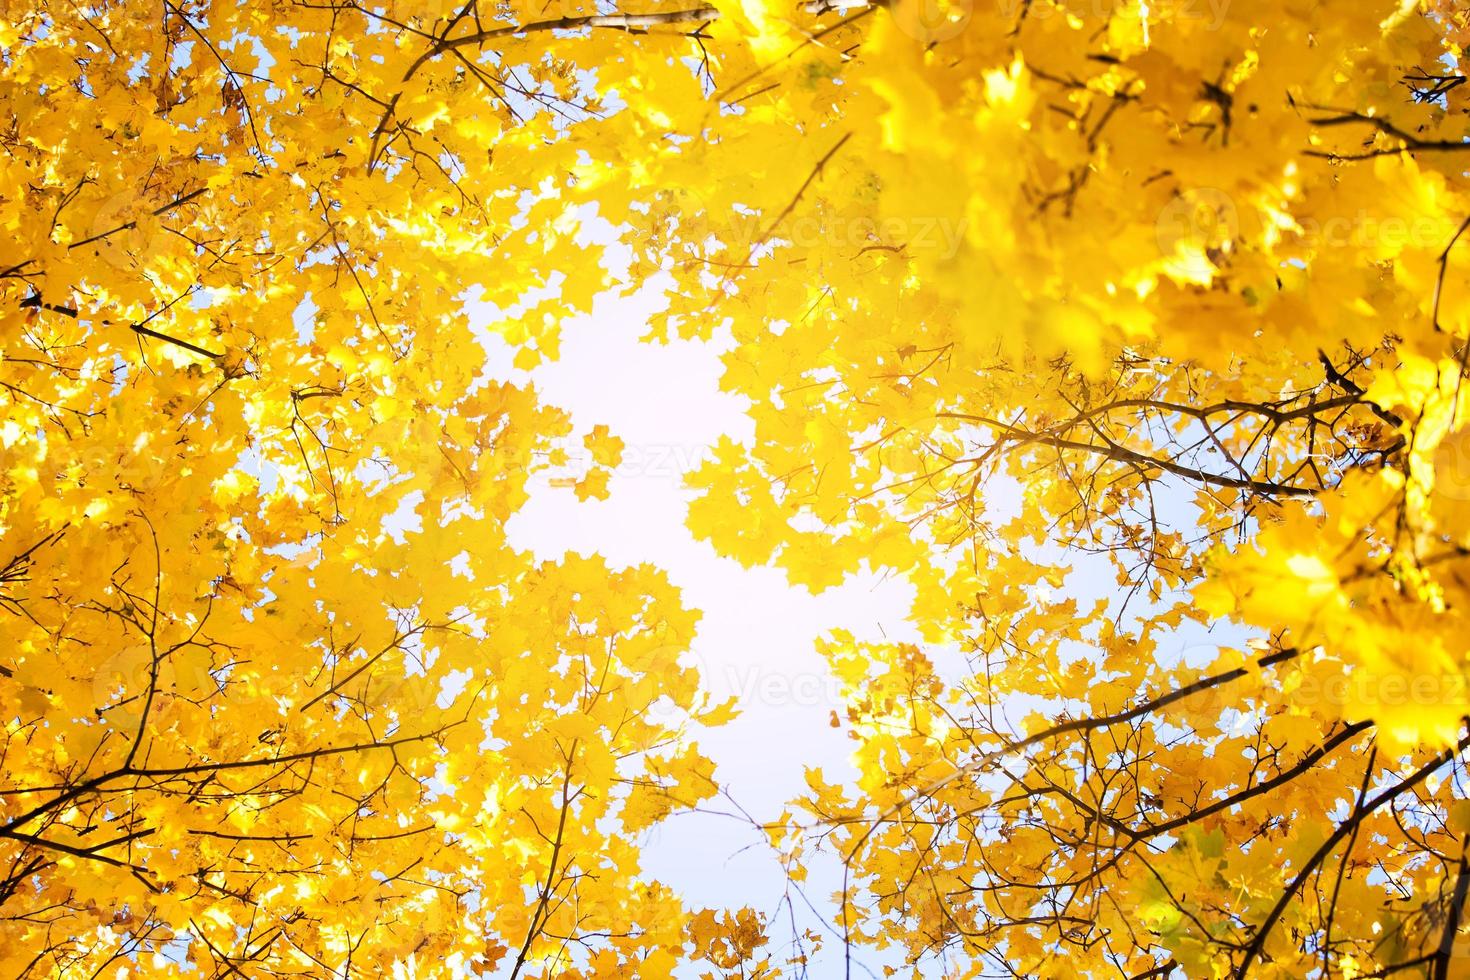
[473,274,921,974]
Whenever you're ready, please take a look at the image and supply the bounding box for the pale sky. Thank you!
[472,272,920,974]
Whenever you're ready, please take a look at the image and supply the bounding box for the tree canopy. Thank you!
[6,0,1470,977]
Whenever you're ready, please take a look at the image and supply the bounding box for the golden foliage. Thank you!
[9,0,1470,976]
